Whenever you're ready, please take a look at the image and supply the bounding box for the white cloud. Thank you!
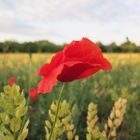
[0,0,139,44]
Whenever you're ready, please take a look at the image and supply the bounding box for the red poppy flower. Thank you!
[30,87,38,100]
[37,37,112,94]
[8,77,16,86]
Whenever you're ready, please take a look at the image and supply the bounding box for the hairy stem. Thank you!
[49,83,65,140]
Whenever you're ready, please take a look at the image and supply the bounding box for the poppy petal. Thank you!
[57,62,102,82]
[8,77,16,86]
[101,57,112,71]
[37,51,63,77]
[63,37,103,64]
[36,37,112,94]
[37,64,64,93]
[30,87,38,100]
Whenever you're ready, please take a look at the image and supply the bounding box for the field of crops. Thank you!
[0,53,140,140]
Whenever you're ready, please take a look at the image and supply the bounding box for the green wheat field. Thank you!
[0,53,140,140]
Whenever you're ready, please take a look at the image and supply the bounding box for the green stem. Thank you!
[49,83,65,140]
[28,52,32,92]
[19,53,32,135]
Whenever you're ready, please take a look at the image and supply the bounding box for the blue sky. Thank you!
[0,0,140,44]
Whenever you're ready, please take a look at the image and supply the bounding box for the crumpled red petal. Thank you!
[37,64,64,93]
[37,51,63,77]
[37,37,112,94]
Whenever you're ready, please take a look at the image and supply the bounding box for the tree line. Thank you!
[0,38,139,53]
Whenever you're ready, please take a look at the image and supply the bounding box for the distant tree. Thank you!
[121,37,137,52]
[0,42,3,52]
[2,41,10,52]
[97,42,107,52]
[107,42,123,52]
[0,38,139,53]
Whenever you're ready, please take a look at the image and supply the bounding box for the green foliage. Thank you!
[0,84,29,140]
[86,103,106,140]
[45,100,78,140]
[97,38,140,53]
[45,99,127,140]
[17,119,29,140]
[86,99,127,140]
[0,37,140,53]
[0,40,63,53]
[0,53,140,140]
[105,98,127,140]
